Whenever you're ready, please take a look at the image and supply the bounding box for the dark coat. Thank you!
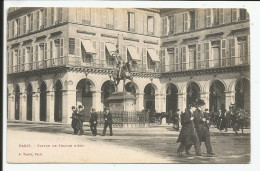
[89,112,98,124]
[104,112,113,124]
[193,108,210,142]
[177,110,194,144]
[71,111,78,129]
[77,110,84,127]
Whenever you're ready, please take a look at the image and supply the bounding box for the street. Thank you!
[6,121,250,163]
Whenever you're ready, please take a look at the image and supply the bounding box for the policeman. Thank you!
[101,107,113,136]
[89,108,98,136]
[71,106,79,135]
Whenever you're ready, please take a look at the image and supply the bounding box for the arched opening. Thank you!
[15,85,20,120]
[209,80,225,112]
[144,83,156,111]
[125,82,136,95]
[235,78,250,110]
[76,79,94,121]
[40,82,47,122]
[166,83,178,113]
[54,80,63,122]
[26,84,33,121]
[186,82,200,107]
[101,80,115,108]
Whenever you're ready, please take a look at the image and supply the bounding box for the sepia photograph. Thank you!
[3,1,254,167]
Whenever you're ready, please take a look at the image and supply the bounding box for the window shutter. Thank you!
[169,16,174,34]
[178,14,184,33]
[76,8,82,23]
[232,8,238,22]
[205,9,212,27]
[221,39,226,59]
[47,8,52,27]
[195,11,199,30]
[224,8,232,23]
[123,45,126,61]
[181,46,187,70]
[22,48,25,64]
[174,15,177,34]
[91,8,96,25]
[101,9,107,27]
[163,17,168,36]
[100,42,105,61]
[50,40,53,59]
[197,43,201,61]
[135,12,139,33]
[75,38,80,57]
[92,40,96,60]
[123,11,128,31]
[35,45,38,62]
[44,42,48,60]
[204,42,210,67]
[142,47,147,64]
[184,12,189,32]
[143,14,147,35]
[18,49,21,65]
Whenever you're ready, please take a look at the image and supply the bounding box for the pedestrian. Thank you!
[204,109,211,127]
[177,104,202,157]
[89,108,98,136]
[193,99,215,156]
[101,107,113,136]
[77,105,84,136]
[70,106,79,135]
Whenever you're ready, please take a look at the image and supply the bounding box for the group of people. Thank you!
[177,99,215,157]
[71,106,113,136]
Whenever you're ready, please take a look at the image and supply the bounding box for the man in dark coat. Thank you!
[71,106,79,135]
[89,108,98,136]
[177,105,202,156]
[77,105,84,136]
[101,107,113,136]
[193,99,215,155]
[172,109,180,131]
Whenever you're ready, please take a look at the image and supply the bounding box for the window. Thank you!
[195,11,199,30]
[29,13,33,31]
[35,45,38,62]
[206,9,212,27]
[23,16,27,34]
[182,46,187,70]
[30,47,33,63]
[7,22,10,39]
[237,36,248,63]
[213,8,219,26]
[204,42,210,67]
[69,38,75,55]
[41,8,47,28]
[147,16,154,35]
[22,48,25,65]
[189,11,195,31]
[169,16,174,34]
[57,8,62,22]
[239,9,247,21]
[12,20,15,37]
[162,17,167,36]
[128,12,135,32]
[219,8,224,24]
[50,41,53,58]
[17,49,21,65]
[44,43,47,60]
[36,11,40,30]
[106,8,114,28]
[60,39,64,57]
[175,47,179,71]
[82,8,91,24]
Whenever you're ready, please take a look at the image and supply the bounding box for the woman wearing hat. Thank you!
[193,99,215,156]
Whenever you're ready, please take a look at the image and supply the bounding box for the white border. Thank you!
[3,1,260,171]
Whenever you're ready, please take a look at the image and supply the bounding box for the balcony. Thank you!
[7,56,161,74]
[162,56,250,73]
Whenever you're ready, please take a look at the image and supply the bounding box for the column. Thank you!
[62,90,77,124]
[8,93,15,120]
[136,93,144,111]
[225,91,235,110]
[178,93,185,112]
[200,92,210,110]
[32,92,40,122]
[155,94,160,112]
[160,93,167,113]
[46,91,55,122]
[19,93,27,121]
[92,91,103,112]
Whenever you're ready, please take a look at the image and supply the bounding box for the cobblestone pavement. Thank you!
[6,121,250,163]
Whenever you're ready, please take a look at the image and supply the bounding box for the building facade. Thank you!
[6,8,250,123]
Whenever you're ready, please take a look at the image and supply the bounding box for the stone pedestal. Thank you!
[106,91,136,113]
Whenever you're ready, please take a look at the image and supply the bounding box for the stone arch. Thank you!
[54,79,63,122]
[72,74,99,92]
[101,80,116,107]
[204,78,227,93]
[39,81,47,122]
[125,81,140,94]
[229,76,250,92]
[143,83,158,111]
[186,81,201,106]
[234,78,250,110]
[209,80,226,112]
[166,83,179,113]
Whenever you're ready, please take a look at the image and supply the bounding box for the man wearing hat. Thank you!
[77,105,84,136]
[89,108,98,136]
[71,106,79,135]
[101,107,113,136]
[193,99,215,156]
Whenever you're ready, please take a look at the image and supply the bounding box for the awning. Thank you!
[127,46,141,61]
[147,48,160,62]
[105,43,116,56]
[81,39,96,54]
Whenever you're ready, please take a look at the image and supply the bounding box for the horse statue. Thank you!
[111,54,134,92]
